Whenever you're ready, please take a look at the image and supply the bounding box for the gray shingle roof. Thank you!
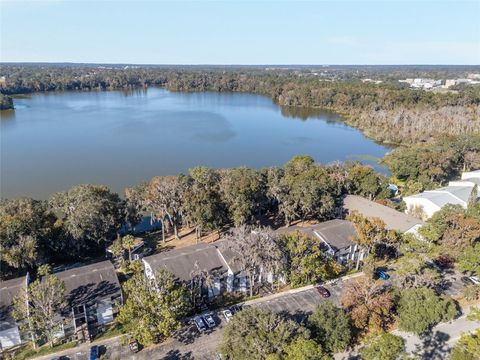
[0,276,28,331]
[53,260,121,308]
[143,243,229,282]
[277,219,356,252]
[343,195,423,232]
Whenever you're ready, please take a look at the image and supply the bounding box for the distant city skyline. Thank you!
[1,0,479,65]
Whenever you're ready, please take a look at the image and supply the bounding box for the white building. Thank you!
[403,170,480,220]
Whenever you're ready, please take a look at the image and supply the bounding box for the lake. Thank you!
[0,88,390,199]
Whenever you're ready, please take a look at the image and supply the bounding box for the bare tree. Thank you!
[225,225,284,297]
[144,176,182,242]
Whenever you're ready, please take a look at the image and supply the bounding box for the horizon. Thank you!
[1,1,479,65]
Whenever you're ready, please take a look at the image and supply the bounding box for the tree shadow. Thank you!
[172,323,202,345]
[163,349,194,359]
[413,330,451,360]
[280,309,313,325]
[66,280,120,308]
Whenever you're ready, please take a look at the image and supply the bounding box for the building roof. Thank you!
[277,219,356,253]
[143,243,229,282]
[311,220,357,251]
[214,239,243,273]
[343,195,423,232]
[53,260,121,308]
[0,276,28,331]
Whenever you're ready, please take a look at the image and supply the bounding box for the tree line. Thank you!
[1,64,479,144]
[0,156,390,280]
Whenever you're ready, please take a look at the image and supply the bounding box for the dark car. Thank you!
[316,285,330,298]
[230,305,242,314]
[89,345,99,360]
[435,256,454,269]
[193,315,207,332]
[376,270,390,280]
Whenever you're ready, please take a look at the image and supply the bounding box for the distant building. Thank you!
[403,170,480,220]
[342,195,423,233]
[0,275,30,352]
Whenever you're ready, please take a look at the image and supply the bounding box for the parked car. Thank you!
[203,313,216,328]
[223,309,233,322]
[89,345,99,360]
[376,270,390,280]
[462,276,479,286]
[230,305,242,314]
[316,285,330,298]
[193,316,207,332]
[435,256,454,269]
[469,276,479,285]
[129,340,140,353]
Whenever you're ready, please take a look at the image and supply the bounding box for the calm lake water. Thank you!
[1,88,390,199]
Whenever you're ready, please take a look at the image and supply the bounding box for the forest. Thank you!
[1,64,479,144]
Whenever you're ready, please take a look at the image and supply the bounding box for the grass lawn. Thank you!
[12,340,78,360]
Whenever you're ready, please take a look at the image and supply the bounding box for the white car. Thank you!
[469,276,480,285]
[202,313,216,328]
[222,309,233,322]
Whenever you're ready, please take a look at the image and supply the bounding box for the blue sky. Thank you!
[1,0,479,64]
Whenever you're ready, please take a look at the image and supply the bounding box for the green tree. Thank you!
[346,163,390,200]
[359,332,405,360]
[308,301,352,353]
[180,167,227,239]
[450,328,480,360]
[0,198,56,276]
[122,234,136,262]
[117,270,190,345]
[219,307,309,360]
[49,184,126,254]
[398,287,457,335]
[282,338,331,360]
[279,233,340,286]
[13,273,66,348]
[219,167,267,226]
[458,242,480,277]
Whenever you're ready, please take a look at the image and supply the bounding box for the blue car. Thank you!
[90,345,99,360]
[376,270,390,280]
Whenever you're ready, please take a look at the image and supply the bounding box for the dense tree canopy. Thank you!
[359,332,405,360]
[49,184,126,254]
[279,233,340,287]
[397,287,457,335]
[117,270,190,345]
[219,307,309,360]
[0,198,56,277]
[308,301,352,353]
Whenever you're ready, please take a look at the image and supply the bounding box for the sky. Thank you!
[0,0,479,65]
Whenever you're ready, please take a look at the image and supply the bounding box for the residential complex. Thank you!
[403,170,480,220]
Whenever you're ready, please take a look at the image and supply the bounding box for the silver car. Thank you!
[202,313,216,328]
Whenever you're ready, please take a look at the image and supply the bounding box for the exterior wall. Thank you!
[404,197,441,220]
[461,171,480,180]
